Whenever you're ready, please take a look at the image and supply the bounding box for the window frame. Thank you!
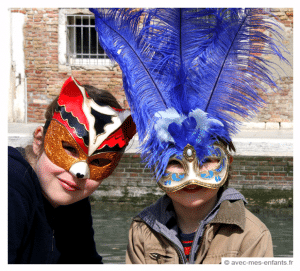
[58,8,113,69]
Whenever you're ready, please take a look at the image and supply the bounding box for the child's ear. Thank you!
[32,126,44,156]
[229,155,233,165]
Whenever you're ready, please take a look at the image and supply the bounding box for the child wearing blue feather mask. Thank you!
[90,8,290,264]
[126,112,274,264]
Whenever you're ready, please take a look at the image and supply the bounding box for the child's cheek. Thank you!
[84,179,102,194]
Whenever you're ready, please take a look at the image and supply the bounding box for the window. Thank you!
[66,14,112,66]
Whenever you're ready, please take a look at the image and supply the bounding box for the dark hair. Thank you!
[219,139,235,190]
[82,85,122,109]
[211,136,235,191]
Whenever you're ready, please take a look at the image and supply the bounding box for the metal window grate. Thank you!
[66,14,112,66]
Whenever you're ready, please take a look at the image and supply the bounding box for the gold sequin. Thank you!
[44,120,122,181]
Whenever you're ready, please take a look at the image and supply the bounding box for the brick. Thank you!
[244,161,259,166]
[273,176,289,181]
[269,172,287,177]
[130,163,143,169]
[17,8,294,132]
[258,161,269,166]
[117,163,130,168]
[254,176,274,181]
[273,166,285,172]
[240,172,258,176]
[267,181,289,186]
[255,166,274,171]
[238,180,259,185]
[125,168,143,173]
[143,168,152,173]
[269,161,287,166]
[110,172,129,178]
[258,172,269,176]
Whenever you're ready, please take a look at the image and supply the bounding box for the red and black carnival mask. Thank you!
[44,77,136,181]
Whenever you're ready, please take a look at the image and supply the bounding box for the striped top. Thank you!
[179,231,195,262]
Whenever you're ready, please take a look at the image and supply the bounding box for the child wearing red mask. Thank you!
[8,77,136,263]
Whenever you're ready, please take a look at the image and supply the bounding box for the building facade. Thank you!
[8,8,293,195]
[9,8,293,124]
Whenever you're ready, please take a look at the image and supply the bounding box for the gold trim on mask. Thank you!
[183,144,196,162]
[88,151,122,181]
[158,142,230,193]
[158,173,229,193]
[44,120,87,172]
[44,120,123,181]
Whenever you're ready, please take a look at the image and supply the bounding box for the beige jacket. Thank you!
[126,198,273,264]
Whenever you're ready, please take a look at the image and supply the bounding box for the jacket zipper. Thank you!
[159,232,187,264]
[189,222,208,264]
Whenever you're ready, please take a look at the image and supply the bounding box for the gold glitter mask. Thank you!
[44,120,123,181]
[158,143,230,193]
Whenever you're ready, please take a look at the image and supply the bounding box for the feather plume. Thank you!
[91,8,289,180]
[91,8,173,140]
[184,8,289,134]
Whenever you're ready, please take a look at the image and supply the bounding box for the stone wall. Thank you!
[91,153,293,202]
[229,156,293,189]
[10,8,293,124]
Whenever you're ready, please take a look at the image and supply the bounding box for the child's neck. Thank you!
[173,194,218,234]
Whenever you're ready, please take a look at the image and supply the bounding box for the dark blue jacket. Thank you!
[8,147,103,264]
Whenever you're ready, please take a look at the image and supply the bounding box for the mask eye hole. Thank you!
[166,160,184,173]
[62,141,79,158]
[90,158,111,167]
[199,157,220,171]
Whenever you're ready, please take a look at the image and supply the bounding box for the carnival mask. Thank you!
[91,8,287,191]
[158,143,230,193]
[44,77,136,181]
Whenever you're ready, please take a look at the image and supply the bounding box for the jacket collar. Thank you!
[211,199,246,230]
[138,188,247,231]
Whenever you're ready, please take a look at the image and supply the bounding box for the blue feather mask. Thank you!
[90,8,289,181]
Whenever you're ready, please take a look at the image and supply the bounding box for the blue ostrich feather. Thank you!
[90,8,289,180]
[90,8,170,140]
[185,8,289,134]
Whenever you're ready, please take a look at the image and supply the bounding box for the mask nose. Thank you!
[69,161,90,179]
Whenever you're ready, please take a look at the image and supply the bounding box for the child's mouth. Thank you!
[57,178,80,191]
[182,185,202,192]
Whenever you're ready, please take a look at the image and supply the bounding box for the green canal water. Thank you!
[91,203,293,264]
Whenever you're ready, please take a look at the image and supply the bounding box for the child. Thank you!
[8,77,136,263]
[90,8,289,264]
[125,143,273,263]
